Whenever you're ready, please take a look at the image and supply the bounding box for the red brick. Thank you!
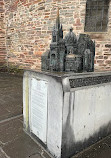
[96,56,103,59]
[104,56,108,60]
[97,60,104,64]
[105,60,111,64]
[76,19,81,25]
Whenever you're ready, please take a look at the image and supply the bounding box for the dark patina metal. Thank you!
[69,75,111,88]
[41,9,95,73]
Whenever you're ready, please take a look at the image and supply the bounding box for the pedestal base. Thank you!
[23,70,111,158]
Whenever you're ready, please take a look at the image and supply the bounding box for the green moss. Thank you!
[0,64,24,76]
[0,64,8,72]
[8,65,24,75]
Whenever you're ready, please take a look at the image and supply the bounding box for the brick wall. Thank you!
[0,0,6,68]
[3,0,111,71]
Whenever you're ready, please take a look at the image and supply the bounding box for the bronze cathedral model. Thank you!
[41,9,95,73]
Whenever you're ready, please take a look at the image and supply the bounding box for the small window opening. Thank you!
[84,0,110,32]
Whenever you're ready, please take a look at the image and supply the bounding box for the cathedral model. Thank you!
[41,9,95,73]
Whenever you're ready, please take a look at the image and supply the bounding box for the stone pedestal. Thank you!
[23,70,111,158]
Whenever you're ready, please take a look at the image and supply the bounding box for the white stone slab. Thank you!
[30,78,48,144]
[74,84,111,142]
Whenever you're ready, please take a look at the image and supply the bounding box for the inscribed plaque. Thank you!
[30,78,48,144]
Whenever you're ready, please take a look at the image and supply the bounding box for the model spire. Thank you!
[56,8,60,29]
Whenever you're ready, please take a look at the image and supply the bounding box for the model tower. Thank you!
[50,8,66,71]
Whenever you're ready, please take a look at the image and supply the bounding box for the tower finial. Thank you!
[56,7,60,29]
[57,7,59,17]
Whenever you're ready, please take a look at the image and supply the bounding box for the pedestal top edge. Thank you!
[24,69,111,78]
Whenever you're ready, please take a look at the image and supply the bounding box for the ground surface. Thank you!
[0,72,111,158]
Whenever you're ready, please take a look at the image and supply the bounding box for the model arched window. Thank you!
[84,0,110,32]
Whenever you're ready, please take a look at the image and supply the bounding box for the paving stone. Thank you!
[0,72,23,121]
[42,152,52,158]
[0,148,9,158]
[72,136,111,158]
[27,153,42,158]
[0,117,43,158]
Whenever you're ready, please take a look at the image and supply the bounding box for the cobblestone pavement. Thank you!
[0,72,111,158]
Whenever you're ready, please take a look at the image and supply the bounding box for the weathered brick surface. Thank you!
[1,0,111,70]
[0,0,6,67]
